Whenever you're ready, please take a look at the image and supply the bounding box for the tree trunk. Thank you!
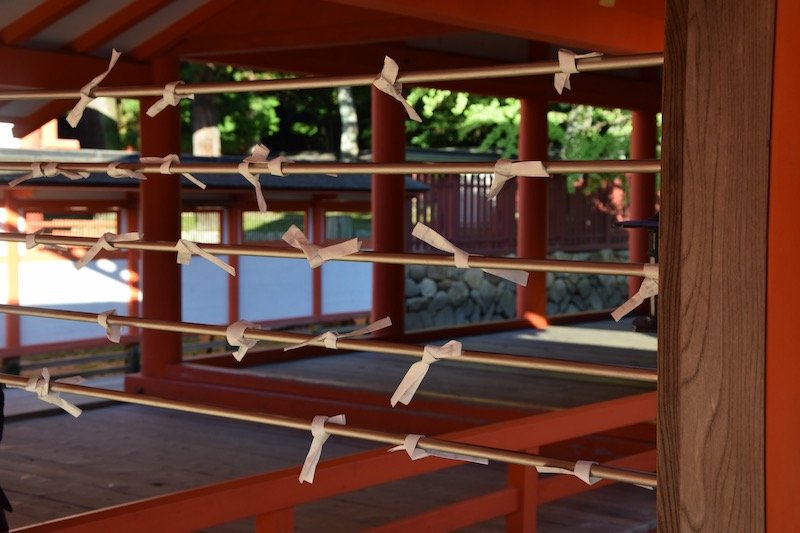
[338,87,359,160]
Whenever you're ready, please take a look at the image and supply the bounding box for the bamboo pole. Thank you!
[0,53,663,101]
[0,304,657,383]
[0,159,661,176]
[2,233,656,278]
[0,372,657,487]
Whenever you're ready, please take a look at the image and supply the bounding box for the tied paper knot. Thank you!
[554,48,603,94]
[75,232,142,270]
[537,460,601,485]
[282,224,360,268]
[389,434,489,464]
[10,162,89,187]
[299,414,346,483]
[97,309,122,343]
[237,144,292,212]
[412,223,528,286]
[284,317,392,351]
[175,239,236,276]
[13,369,85,418]
[490,159,550,198]
[140,154,206,189]
[226,320,260,361]
[25,229,45,250]
[372,56,422,122]
[391,340,462,406]
[106,162,146,181]
[611,263,659,321]
[67,49,121,127]
[146,81,194,117]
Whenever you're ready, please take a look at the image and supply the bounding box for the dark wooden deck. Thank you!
[0,320,657,531]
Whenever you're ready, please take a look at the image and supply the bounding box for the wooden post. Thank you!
[506,463,538,532]
[626,109,657,298]
[659,0,774,530]
[370,85,406,336]
[3,192,20,350]
[136,56,182,379]
[226,202,241,323]
[255,508,294,532]
[767,0,800,529]
[516,97,548,321]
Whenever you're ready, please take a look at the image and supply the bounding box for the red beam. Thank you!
[69,0,175,53]
[0,0,88,45]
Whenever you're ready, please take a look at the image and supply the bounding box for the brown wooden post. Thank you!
[506,462,538,532]
[370,85,406,336]
[226,202,241,323]
[136,56,183,379]
[659,0,774,530]
[516,97,548,321]
[626,109,657,298]
[3,191,20,350]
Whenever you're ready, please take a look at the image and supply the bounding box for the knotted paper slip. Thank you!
[299,414,346,483]
[106,162,146,181]
[97,310,122,343]
[9,162,89,187]
[146,81,195,117]
[237,144,292,212]
[11,369,84,418]
[490,159,550,198]
[391,340,462,406]
[537,460,601,485]
[226,320,260,361]
[140,154,206,189]
[373,56,422,122]
[74,232,142,270]
[611,263,658,321]
[412,223,529,286]
[67,49,121,127]
[175,239,236,276]
[553,49,603,95]
[282,225,360,268]
[284,317,392,351]
[389,434,488,464]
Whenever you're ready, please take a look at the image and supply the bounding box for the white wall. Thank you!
[321,261,371,314]
[182,255,229,324]
[238,257,312,320]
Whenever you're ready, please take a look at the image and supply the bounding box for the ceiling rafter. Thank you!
[69,0,176,53]
[0,0,89,46]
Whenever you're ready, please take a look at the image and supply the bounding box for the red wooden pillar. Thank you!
[506,463,538,531]
[311,197,324,320]
[370,86,405,336]
[626,109,657,297]
[136,56,182,378]
[125,194,140,319]
[515,98,548,322]
[227,203,241,323]
[3,192,20,349]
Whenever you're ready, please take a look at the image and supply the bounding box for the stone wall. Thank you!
[405,249,630,331]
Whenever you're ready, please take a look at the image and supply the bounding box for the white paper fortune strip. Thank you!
[67,49,121,127]
[299,414,346,483]
[25,229,44,249]
[97,309,121,343]
[282,224,360,268]
[372,56,422,123]
[284,317,392,351]
[611,263,659,321]
[74,232,142,270]
[12,369,84,418]
[412,223,529,286]
[537,460,601,485]
[490,159,550,198]
[174,239,236,276]
[140,154,206,189]
[389,433,489,464]
[226,320,260,361]
[553,49,603,95]
[391,340,462,406]
[237,144,292,212]
[106,162,146,181]
[146,81,195,117]
[9,162,89,187]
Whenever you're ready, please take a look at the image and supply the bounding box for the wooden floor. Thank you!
[0,320,657,532]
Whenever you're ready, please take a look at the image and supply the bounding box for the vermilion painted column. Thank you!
[136,57,182,378]
[370,86,405,336]
[516,98,548,322]
[627,109,657,297]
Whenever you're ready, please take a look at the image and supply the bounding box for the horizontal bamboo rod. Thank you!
[0,304,656,383]
[0,159,661,176]
[0,372,656,487]
[2,233,656,278]
[0,53,663,101]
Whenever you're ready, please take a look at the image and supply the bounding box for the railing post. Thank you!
[255,507,294,532]
[506,462,538,532]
